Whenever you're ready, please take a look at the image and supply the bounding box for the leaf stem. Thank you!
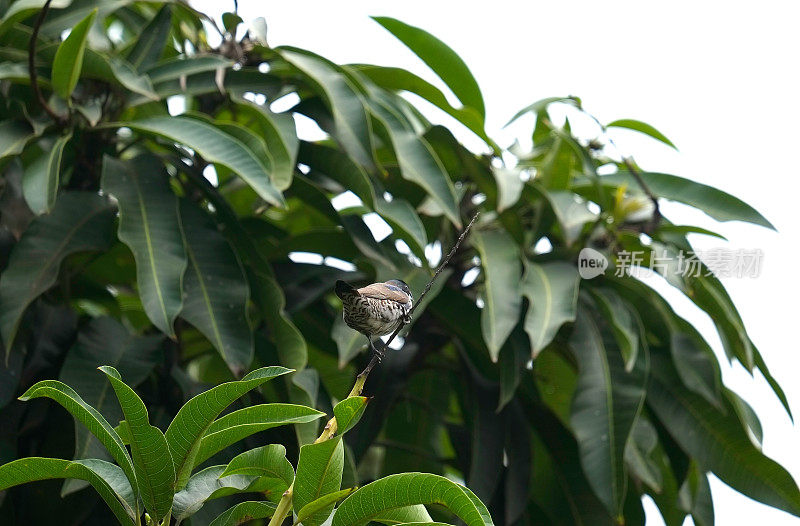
[28,0,67,126]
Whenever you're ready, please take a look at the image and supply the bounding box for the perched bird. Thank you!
[335,279,413,360]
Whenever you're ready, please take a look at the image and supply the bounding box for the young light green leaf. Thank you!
[179,201,253,375]
[279,48,374,169]
[99,366,176,522]
[294,437,345,526]
[569,307,647,518]
[333,396,369,435]
[648,354,800,517]
[126,5,171,71]
[220,444,295,485]
[101,155,187,337]
[607,118,677,150]
[22,132,71,214]
[372,17,485,118]
[332,473,494,526]
[51,8,96,99]
[172,465,260,524]
[194,403,324,467]
[0,192,114,351]
[368,91,461,228]
[18,379,137,497]
[521,261,580,358]
[119,116,285,207]
[294,487,357,526]
[165,366,292,489]
[0,457,136,526]
[473,229,522,360]
[209,501,276,526]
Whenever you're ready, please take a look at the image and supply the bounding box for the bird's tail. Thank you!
[335,280,358,300]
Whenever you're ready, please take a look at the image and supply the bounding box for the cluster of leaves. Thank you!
[0,0,796,525]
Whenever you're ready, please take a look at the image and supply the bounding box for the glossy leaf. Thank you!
[179,201,253,374]
[99,365,176,522]
[145,55,233,83]
[220,444,295,486]
[372,17,485,118]
[589,287,639,371]
[294,487,357,526]
[120,116,285,207]
[332,473,494,526]
[473,229,522,360]
[333,396,369,434]
[22,132,72,214]
[0,119,38,161]
[101,155,187,337]
[165,366,292,489]
[0,192,114,351]
[126,5,171,71]
[544,190,598,245]
[172,465,260,523]
[374,196,428,263]
[297,141,376,208]
[209,501,276,526]
[648,354,800,516]
[522,261,580,358]
[194,403,325,466]
[607,118,676,149]
[294,437,345,526]
[0,457,135,526]
[279,48,374,169]
[51,8,96,99]
[569,307,647,518]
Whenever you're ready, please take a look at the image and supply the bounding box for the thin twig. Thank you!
[354,211,481,385]
[28,0,66,126]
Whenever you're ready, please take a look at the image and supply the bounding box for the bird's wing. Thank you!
[357,283,410,303]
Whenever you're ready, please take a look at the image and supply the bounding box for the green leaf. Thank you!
[125,4,171,71]
[589,287,639,371]
[179,201,253,375]
[0,119,38,161]
[294,487,358,526]
[220,444,295,486]
[120,116,285,207]
[504,96,581,127]
[17,379,137,499]
[22,132,72,214]
[647,354,800,517]
[607,119,676,149]
[596,171,774,229]
[279,48,374,169]
[99,365,176,522]
[233,98,298,191]
[166,366,292,489]
[172,465,261,524]
[0,457,135,526]
[51,8,96,99]
[656,224,727,241]
[473,229,522,360]
[294,437,345,526]
[521,261,580,358]
[368,91,461,228]
[332,473,494,526]
[101,155,187,337]
[333,396,369,435]
[0,0,72,40]
[568,306,647,518]
[354,64,497,152]
[624,417,662,492]
[194,403,325,467]
[332,315,366,367]
[146,55,233,83]
[372,17,485,118]
[373,505,433,524]
[59,316,161,494]
[754,349,793,421]
[543,190,598,245]
[209,501,276,526]
[221,12,243,34]
[0,192,114,351]
[492,167,524,212]
[297,141,376,208]
[374,197,428,264]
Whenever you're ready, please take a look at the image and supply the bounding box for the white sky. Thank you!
[194,1,800,523]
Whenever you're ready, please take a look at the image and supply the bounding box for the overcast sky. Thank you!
[193,1,800,523]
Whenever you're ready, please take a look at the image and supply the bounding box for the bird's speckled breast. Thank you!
[342,296,410,336]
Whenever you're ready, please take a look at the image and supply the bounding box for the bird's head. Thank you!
[384,279,412,300]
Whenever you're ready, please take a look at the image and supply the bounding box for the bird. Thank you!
[335,279,413,361]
